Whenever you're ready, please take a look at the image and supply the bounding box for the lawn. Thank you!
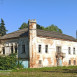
[0,66,77,77]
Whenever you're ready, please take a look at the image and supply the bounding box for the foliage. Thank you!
[0,18,7,36]
[0,54,17,70]
[0,54,23,70]
[37,24,45,30]
[19,23,44,30]
[19,22,28,29]
[19,22,62,33]
[16,59,24,68]
[45,24,62,33]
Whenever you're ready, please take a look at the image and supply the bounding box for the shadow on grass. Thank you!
[63,69,77,73]
[42,69,77,73]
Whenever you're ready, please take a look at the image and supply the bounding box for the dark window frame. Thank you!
[56,46,61,53]
[38,45,41,53]
[15,44,17,53]
[69,60,71,65]
[2,47,5,55]
[73,47,75,54]
[11,46,13,54]
[22,44,25,53]
[73,60,76,65]
[45,45,48,53]
[68,47,71,54]
[39,60,42,64]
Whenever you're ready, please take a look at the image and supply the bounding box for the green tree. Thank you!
[19,22,28,29]
[45,24,62,33]
[0,18,7,36]
[19,22,62,33]
[37,24,44,30]
[19,23,44,30]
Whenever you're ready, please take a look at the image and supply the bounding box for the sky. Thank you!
[0,0,77,38]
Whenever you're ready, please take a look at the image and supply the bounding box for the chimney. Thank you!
[28,19,36,30]
[28,19,37,68]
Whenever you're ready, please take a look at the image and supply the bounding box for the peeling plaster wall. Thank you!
[18,37,29,59]
[0,34,77,68]
[30,36,77,68]
[0,39,18,56]
[28,19,77,68]
[0,37,29,60]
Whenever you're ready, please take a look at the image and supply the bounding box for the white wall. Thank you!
[33,36,77,67]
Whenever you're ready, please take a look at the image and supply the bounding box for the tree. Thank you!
[19,23,44,30]
[19,22,28,29]
[37,24,44,30]
[45,24,62,33]
[19,22,62,33]
[0,18,7,36]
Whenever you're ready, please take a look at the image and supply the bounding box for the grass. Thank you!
[0,66,77,77]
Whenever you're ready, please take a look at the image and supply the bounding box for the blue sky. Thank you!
[0,0,77,38]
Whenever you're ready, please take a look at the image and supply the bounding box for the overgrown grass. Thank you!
[12,66,77,72]
[0,66,77,77]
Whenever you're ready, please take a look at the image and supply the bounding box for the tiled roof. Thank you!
[0,28,76,42]
[0,28,28,39]
[37,29,76,41]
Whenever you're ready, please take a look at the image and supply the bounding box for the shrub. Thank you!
[0,53,23,70]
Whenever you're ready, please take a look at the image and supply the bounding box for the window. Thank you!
[22,45,25,53]
[11,46,13,54]
[74,60,76,65]
[56,46,61,53]
[39,60,42,64]
[2,47,5,54]
[15,44,17,53]
[69,60,71,65]
[73,48,75,54]
[45,45,48,53]
[68,47,71,54]
[38,45,41,53]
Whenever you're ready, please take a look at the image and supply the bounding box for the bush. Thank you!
[16,59,24,68]
[0,53,23,70]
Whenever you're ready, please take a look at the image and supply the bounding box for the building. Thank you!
[0,19,77,68]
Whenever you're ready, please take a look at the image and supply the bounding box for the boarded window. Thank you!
[74,60,76,65]
[39,60,42,64]
[22,45,25,53]
[11,46,13,54]
[73,48,75,54]
[69,60,71,65]
[45,45,48,53]
[2,47,5,54]
[68,47,71,54]
[38,45,41,53]
[56,46,61,53]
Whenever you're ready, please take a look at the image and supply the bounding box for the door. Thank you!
[59,58,62,66]
[57,58,62,66]
[22,60,28,68]
[19,60,28,68]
